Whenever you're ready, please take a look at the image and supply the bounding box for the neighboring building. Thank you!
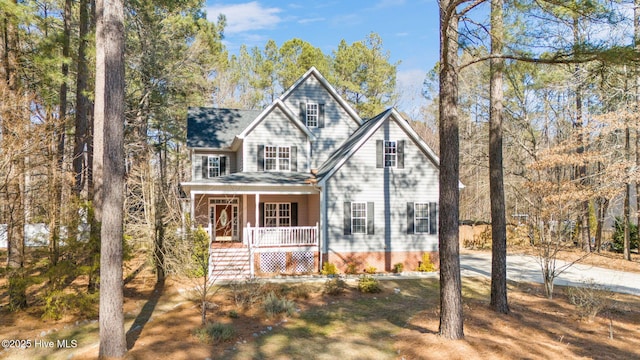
[181,67,440,279]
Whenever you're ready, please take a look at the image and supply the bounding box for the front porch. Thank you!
[181,172,323,278]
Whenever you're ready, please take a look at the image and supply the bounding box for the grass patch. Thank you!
[193,322,236,343]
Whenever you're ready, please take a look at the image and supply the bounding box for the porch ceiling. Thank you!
[181,171,320,195]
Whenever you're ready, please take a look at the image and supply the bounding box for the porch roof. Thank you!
[181,171,320,195]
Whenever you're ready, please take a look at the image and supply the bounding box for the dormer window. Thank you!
[208,155,221,177]
[306,103,318,127]
[384,141,397,167]
[264,146,290,171]
[201,155,227,178]
[300,102,325,128]
[376,140,404,169]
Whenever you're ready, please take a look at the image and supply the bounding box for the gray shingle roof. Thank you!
[186,171,314,186]
[187,107,261,149]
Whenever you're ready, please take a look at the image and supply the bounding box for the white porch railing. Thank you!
[246,222,318,248]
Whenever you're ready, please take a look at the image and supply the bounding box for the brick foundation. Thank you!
[322,251,439,273]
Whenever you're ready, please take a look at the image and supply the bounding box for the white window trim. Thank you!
[264,145,290,172]
[306,103,318,128]
[351,202,367,234]
[384,140,397,168]
[264,202,291,227]
[414,202,430,234]
[208,155,221,178]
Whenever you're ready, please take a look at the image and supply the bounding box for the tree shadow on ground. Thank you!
[126,279,164,350]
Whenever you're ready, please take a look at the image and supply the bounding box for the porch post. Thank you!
[255,192,260,228]
[248,222,255,278]
[242,194,248,245]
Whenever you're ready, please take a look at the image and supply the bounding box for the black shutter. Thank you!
[201,156,208,178]
[220,156,227,175]
[259,202,265,227]
[300,102,306,123]
[376,140,383,168]
[290,146,297,171]
[407,202,414,234]
[343,202,351,235]
[257,145,264,171]
[318,103,325,128]
[397,140,405,169]
[291,203,298,226]
[367,202,375,235]
[429,202,437,234]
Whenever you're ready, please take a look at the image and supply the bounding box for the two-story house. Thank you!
[181,67,440,279]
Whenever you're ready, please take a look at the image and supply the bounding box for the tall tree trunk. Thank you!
[96,0,127,357]
[48,0,72,266]
[595,197,608,253]
[438,0,464,340]
[625,126,632,261]
[635,0,640,240]
[3,0,27,310]
[489,0,509,314]
[572,16,590,253]
[74,0,90,196]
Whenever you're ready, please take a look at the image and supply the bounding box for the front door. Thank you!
[210,202,238,242]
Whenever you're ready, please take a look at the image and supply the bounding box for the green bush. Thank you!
[357,275,381,293]
[417,253,436,272]
[323,278,347,296]
[344,263,358,275]
[262,291,296,318]
[321,262,338,275]
[393,263,404,273]
[42,291,98,320]
[194,322,236,343]
[364,265,377,274]
[611,217,639,252]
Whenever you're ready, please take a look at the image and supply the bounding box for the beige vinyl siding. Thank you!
[281,74,360,168]
[324,115,439,254]
[192,150,237,180]
[243,106,309,172]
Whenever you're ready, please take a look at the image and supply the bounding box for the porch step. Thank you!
[209,247,251,281]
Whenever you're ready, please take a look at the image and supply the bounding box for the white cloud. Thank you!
[206,2,282,34]
[298,17,325,24]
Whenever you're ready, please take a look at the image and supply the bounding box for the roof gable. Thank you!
[238,99,314,139]
[280,67,362,126]
[316,108,440,182]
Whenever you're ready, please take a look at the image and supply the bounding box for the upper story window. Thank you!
[201,155,226,178]
[306,103,318,127]
[264,146,290,171]
[300,102,324,128]
[384,141,397,168]
[208,155,221,177]
[376,140,404,169]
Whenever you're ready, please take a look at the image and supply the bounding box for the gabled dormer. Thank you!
[239,100,314,173]
[280,67,363,168]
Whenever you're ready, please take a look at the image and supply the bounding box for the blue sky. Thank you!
[204,0,441,117]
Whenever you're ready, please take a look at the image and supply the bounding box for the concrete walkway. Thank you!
[460,253,640,296]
